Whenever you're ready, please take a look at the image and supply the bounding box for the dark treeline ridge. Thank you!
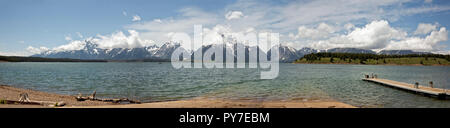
[300,53,450,62]
[0,56,107,62]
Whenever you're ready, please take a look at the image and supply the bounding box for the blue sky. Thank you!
[1,0,450,56]
[0,0,234,55]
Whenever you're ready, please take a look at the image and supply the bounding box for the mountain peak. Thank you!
[326,47,375,54]
[377,50,431,55]
[32,40,435,63]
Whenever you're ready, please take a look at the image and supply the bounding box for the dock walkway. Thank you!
[362,78,449,99]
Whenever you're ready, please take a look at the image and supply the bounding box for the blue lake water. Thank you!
[0,62,449,107]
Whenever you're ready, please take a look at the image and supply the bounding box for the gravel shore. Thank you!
[1,85,355,108]
[0,85,113,107]
[69,97,356,108]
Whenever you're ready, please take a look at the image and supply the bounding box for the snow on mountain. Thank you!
[326,48,376,54]
[32,39,435,63]
[32,40,178,60]
[377,50,431,55]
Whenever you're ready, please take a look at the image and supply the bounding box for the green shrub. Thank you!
[0,99,7,104]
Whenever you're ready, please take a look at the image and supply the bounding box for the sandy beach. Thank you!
[0,85,355,108]
[68,98,355,108]
[0,85,113,107]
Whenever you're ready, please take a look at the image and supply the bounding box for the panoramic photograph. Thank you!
[1,0,449,111]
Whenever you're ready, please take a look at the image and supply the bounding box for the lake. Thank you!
[0,62,449,107]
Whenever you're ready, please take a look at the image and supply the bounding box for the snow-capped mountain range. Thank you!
[32,40,431,63]
[33,41,179,60]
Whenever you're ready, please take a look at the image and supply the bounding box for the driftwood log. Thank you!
[19,93,31,102]
[1,93,66,107]
[75,91,141,104]
[1,100,41,105]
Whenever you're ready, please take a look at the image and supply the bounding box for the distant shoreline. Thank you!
[0,84,355,108]
[295,53,450,66]
[293,62,450,66]
[0,55,107,62]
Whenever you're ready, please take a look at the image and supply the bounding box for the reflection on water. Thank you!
[0,62,449,107]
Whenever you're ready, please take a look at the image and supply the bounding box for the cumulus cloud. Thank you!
[132,15,141,21]
[64,35,72,41]
[386,27,447,51]
[0,51,30,56]
[76,32,83,38]
[225,11,244,20]
[27,30,155,54]
[153,19,162,23]
[295,23,336,39]
[306,20,447,52]
[223,0,450,34]
[120,0,450,51]
[54,40,86,52]
[346,20,406,49]
[202,25,232,45]
[414,23,437,35]
[26,46,49,54]
[344,23,355,31]
[308,20,403,49]
[126,7,219,45]
[94,30,154,49]
[27,0,450,54]
[203,25,257,45]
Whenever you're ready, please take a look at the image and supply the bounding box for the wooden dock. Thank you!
[362,78,449,99]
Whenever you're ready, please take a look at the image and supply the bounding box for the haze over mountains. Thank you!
[32,40,431,63]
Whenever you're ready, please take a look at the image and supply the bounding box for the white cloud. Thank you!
[27,30,155,54]
[225,11,244,20]
[434,50,450,55]
[0,50,31,56]
[120,0,450,52]
[26,46,49,54]
[53,40,86,52]
[344,23,355,31]
[132,15,141,21]
[64,35,72,41]
[346,20,406,49]
[224,0,450,33]
[388,5,450,19]
[305,20,448,52]
[76,32,83,38]
[153,19,162,23]
[201,25,232,45]
[414,23,437,35]
[94,30,154,49]
[424,0,433,3]
[295,23,336,39]
[126,7,219,45]
[28,0,450,54]
[386,27,447,51]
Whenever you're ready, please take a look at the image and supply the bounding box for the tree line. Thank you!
[300,53,450,62]
[0,56,107,62]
